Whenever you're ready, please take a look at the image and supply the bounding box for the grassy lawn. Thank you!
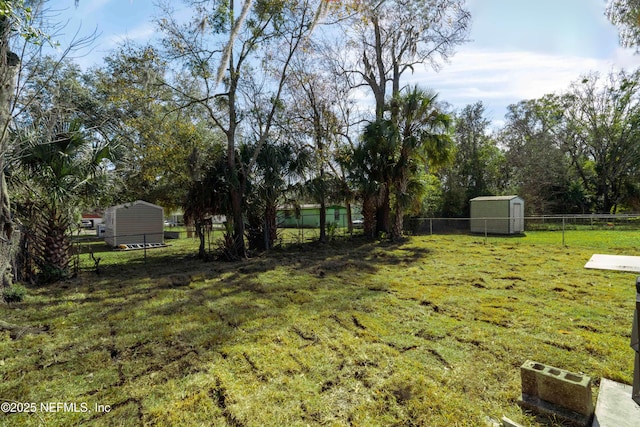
[1,230,638,426]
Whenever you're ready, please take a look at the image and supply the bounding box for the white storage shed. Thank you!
[104,200,164,246]
[470,196,525,235]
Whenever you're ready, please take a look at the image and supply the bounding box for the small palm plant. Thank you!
[14,117,116,282]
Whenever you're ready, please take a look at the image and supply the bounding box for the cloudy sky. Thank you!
[47,0,637,124]
[416,0,638,124]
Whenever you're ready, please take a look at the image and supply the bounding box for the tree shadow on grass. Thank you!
[22,236,434,339]
[10,236,435,402]
[75,235,431,284]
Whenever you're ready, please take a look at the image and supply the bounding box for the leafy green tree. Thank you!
[89,45,221,209]
[606,0,640,51]
[242,140,310,251]
[0,2,93,256]
[284,54,346,243]
[0,1,49,287]
[183,145,229,260]
[440,101,506,217]
[354,119,397,238]
[343,146,379,239]
[562,70,640,213]
[499,95,580,215]
[332,0,469,234]
[501,72,640,215]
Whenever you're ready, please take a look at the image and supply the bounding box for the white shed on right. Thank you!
[470,195,525,235]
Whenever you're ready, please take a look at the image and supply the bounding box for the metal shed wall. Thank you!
[277,205,349,228]
[104,200,164,246]
[470,196,524,234]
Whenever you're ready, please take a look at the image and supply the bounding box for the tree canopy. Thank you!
[607,0,640,51]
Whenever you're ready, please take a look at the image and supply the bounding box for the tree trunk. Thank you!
[195,221,206,259]
[391,171,408,241]
[392,206,403,241]
[392,179,407,241]
[225,56,246,259]
[375,185,391,236]
[362,194,376,239]
[34,209,72,283]
[265,203,277,249]
[319,199,326,243]
[318,168,326,243]
[229,185,246,259]
[0,18,19,288]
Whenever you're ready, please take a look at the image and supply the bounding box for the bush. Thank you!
[37,265,70,284]
[2,284,27,303]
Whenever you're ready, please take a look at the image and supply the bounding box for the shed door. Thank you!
[512,203,523,233]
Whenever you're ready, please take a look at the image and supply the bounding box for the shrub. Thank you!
[37,265,70,284]
[2,284,27,303]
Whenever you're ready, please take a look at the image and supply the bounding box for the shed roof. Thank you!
[278,204,346,210]
[107,200,163,211]
[470,195,522,202]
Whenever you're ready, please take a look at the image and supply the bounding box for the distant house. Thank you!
[277,204,350,228]
[81,212,103,229]
[104,200,164,246]
[470,195,525,235]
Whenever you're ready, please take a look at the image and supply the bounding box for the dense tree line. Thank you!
[2,0,640,283]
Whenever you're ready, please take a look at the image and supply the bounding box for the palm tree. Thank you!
[243,140,310,251]
[15,117,116,282]
[390,87,452,240]
[391,86,452,240]
[183,147,230,259]
[351,119,398,238]
[351,87,452,241]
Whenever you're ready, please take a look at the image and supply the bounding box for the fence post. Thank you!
[430,218,433,236]
[484,219,488,244]
[562,216,565,247]
[143,233,147,263]
[632,278,639,405]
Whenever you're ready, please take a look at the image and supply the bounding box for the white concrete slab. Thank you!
[584,254,640,273]
[592,378,640,427]
[502,416,525,427]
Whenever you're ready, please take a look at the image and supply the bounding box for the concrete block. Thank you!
[519,360,593,426]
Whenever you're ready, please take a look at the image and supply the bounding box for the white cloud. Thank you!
[106,22,156,48]
[76,0,113,15]
[405,47,638,121]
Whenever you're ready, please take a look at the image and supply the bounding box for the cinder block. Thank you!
[519,360,593,426]
[520,360,545,396]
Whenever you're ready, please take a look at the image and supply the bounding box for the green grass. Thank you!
[1,231,638,426]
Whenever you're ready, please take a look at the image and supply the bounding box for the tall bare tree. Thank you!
[159,0,331,259]
[334,0,470,234]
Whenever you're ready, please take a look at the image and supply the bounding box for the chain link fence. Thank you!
[76,212,358,258]
[74,213,640,270]
[408,215,640,234]
[406,214,640,247]
[274,212,359,246]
